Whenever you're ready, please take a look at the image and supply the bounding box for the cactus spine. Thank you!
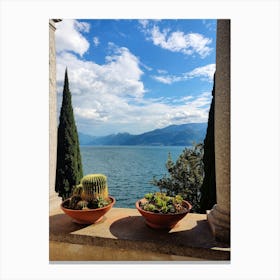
[81,174,108,200]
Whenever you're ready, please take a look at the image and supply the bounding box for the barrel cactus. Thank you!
[81,174,109,201]
[63,174,111,210]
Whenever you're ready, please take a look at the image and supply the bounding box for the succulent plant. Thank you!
[140,192,187,214]
[77,200,89,210]
[65,173,111,210]
[81,174,109,201]
[69,195,82,209]
[72,184,83,196]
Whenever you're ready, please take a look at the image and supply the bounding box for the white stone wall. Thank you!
[49,20,61,210]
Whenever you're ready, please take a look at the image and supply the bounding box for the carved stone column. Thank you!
[207,19,231,243]
[49,19,62,211]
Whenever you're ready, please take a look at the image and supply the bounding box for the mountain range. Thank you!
[78,122,207,146]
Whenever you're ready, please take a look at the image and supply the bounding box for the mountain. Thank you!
[79,123,207,146]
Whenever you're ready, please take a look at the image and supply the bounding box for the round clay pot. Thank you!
[61,196,115,225]
[135,198,192,229]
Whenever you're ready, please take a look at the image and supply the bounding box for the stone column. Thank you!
[207,19,231,243]
[49,19,62,211]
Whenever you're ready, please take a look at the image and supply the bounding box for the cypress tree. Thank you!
[55,68,83,200]
[199,73,216,213]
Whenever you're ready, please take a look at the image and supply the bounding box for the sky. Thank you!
[55,19,216,136]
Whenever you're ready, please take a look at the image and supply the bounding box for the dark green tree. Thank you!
[55,68,83,200]
[199,73,216,213]
[151,143,204,212]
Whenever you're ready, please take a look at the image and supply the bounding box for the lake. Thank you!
[80,146,186,208]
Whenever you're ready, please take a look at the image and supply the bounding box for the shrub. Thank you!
[151,143,204,212]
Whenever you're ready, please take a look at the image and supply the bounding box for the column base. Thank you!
[207,204,230,244]
[49,192,62,212]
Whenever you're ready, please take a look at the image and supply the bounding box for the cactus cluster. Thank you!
[64,174,111,210]
[139,192,186,214]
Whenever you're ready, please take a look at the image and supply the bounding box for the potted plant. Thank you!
[135,192,192,229]
[61,174,115,224]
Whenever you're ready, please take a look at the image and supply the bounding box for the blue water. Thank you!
[80,146,186,208]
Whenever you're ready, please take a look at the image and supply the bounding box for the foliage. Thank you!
[199,74,217,213]
[151,143,204,212]
[55,68,83,200]
[139,192,186,214]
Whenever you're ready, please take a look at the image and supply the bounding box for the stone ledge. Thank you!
[49,207,230,261]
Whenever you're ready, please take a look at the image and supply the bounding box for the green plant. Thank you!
[200,74,217,213]
[151,143,204,212]
[55,68,83,200]
[81,174,108,200]
[140,192,186,214]
[69,195,82,210]
[64,174,111,210]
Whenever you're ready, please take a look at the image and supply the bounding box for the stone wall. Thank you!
[49,19,61,210]
[207,19,230,243]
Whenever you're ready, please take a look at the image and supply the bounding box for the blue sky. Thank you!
[55,19,216,136]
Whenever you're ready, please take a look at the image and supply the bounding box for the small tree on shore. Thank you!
[55,68,83,200]
[151,143,204,212]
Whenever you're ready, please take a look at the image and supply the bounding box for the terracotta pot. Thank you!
[61,196,115,225]
[135,198,192,229]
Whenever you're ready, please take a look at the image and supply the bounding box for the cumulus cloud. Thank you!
[153,63,215,84]
[57,49,211,135]
[140,23,213,58]
[55,19,90,57]
[57,48,211,135]
[56,43,149,135]
[57,45,144,98]
[151,26,212,58]
[56,21,213,136]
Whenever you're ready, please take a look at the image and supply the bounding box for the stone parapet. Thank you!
[49,207,230,261]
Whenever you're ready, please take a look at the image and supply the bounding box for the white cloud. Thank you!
[55,19,90,57]
[75,21,90,33]
[56,44,148,135]
[57,48,211,135]
[157,69,168,74]
[153,63,215,84]
[139,19,149,28]
[143,24,212,58]
[56,31,212,136]
[93,36,99,46]
[57,45,144,98]
[202,20,216,32]
[185,63,215,81]
[152,75,175,84]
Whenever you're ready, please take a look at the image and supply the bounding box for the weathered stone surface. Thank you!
[50,241,207,261]
[49,207,230,261]
[207,19,231,243]
[49,19,61,211]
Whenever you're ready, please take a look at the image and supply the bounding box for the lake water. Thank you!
[80,146,186,208]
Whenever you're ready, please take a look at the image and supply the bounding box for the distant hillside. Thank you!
[79,123,207,146]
